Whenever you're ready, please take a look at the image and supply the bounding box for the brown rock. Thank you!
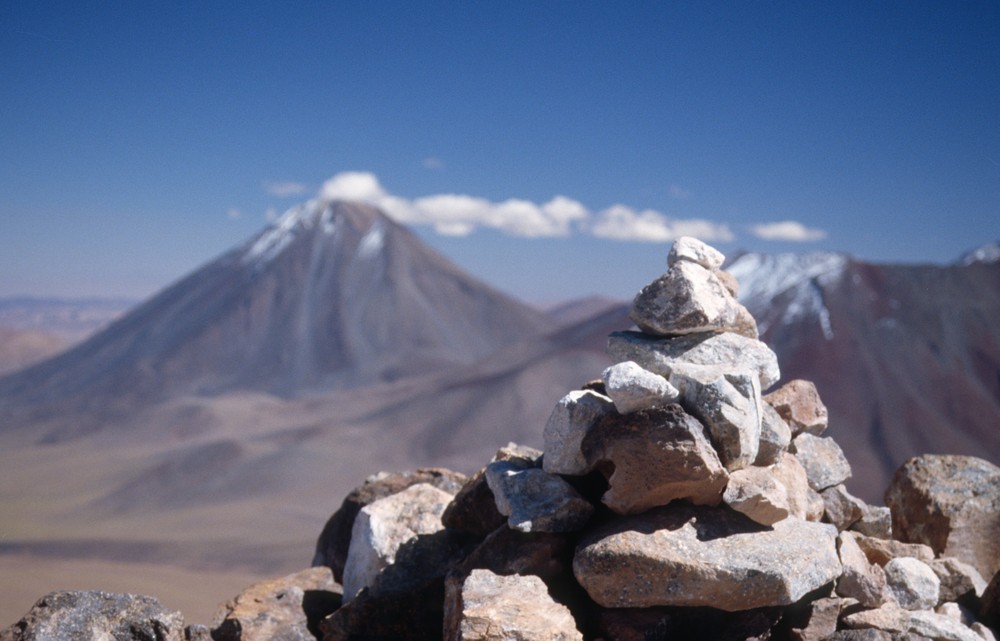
[823,484,867,531]
[723,465,791,526]
[851,504,893,540]
[763,379,829,436]
[755,403,792,466]
[581,405,729,514]
[884,455,1000,580]
[853,534,935,567]
[837,532,888,608]
[594,606,781,641]
[789,597,846,641]
[770,451,813,520]
[840,604,910,633]
[926,558,988,603]
[441,467,506,537]
[979,570,1000,628]
[212,567,341,641]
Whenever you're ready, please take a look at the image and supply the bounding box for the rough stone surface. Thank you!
[852,504,893,539]
[837,531,888,608]
[593,606,781,641]
[601,360,679,414]
[826,631,895,641]
[312,467,466,582]
[629,260,758,338]
[973,622,998,641]
[442,467,506,537]
[667,236,726,269]
[755,404,792,466]
[607,330,780,391]
[791,433,852,491]
[854,534,936,567]
[823,484,867,531]
[542,389,615,476]
[342,482,453,601]
[573,503,841,611]
[788,597,845,641]
[884,556,941,611]
[211,567,340,641]
[840,604,911,633]
[927,557,988,603]
[770,451,813,520]
[581,405,728,514]
[0,591,185,641]
[686,368,762,470]
[763,379,829,436]
[884,454,1000,580]
[485,461,594,532]
[723,465,791,526]
[980,570,1000,628]
[448,570,582,641]
[908,610,983,641]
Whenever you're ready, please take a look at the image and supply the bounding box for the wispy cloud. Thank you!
[421,156,445,170]
[750,220,827,242]
[669,184,692,200]
[264,181,309,197]
[226,207,241,220]
[318,171,734,243]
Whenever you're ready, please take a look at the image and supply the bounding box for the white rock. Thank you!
[542,390,615,476]
[601,361,680,414]
[723,466,790,525]
[454,570,583,641]
[685,369,761,471]
[885,556,941,611]
[667,236,726,269]
[908,610,983,641]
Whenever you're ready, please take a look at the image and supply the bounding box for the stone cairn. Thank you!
[4,238,1000,641]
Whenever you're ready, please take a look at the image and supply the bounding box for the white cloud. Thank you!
[315,170,734,244]
[264,181,308,197]
[750,220,827,242]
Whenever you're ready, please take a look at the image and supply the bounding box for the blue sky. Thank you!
[2,2,998,304]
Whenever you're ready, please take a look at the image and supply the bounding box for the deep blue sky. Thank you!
[2,2,998,303]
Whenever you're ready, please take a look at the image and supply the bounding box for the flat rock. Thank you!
[211,567,340,641]
[667,236,726,269]
[823,484,867,531]
[723,465,791,526]
[851,504,893,539]
[755,404,792,466]
[686,368,762,470]
[927,558,988,603]
[0,591,185,641]
[791,433,852,491]
[601,360,679,414]
[884,557,940,611]
[630,260,758,338]
[841,604,911,633]
[607,330,780,391]
[763,379,828,436]
[884,454,1000,580]
[485,461,594,532]
[342,482,453,601]
[908,610,983,641]
[854,534,935,567]
[573,503,841,611]
[837,531,889,608]
[448,570,582,641]
[581,405,728,514]
[542,390,615,476]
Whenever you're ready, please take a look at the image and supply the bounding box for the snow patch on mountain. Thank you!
[358,220,385,259]
[957,242,1000,266]
[242,200,344,266]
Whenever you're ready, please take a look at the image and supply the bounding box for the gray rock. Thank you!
[667,236,726,269]
[342,482,452,602]
[607,330,780,391]
[908,610,983,641]
[485,461,594,532]
[581,405,729,514]
[211,567,341,641]
[852,504,893,539]
[723,465,791,526]
[885,557,941,611]
[448,569,583,641]
[884,455,1000,580]
[927,557,988,603]
[630,260,758,338]
[755,404,792,466]
[0,591,185,641]
[823,484,867,531]
[791,433,852,491]
[763,379,829,436]
[686,368,762,471]
[542,390,615,476]
[826,631,895,641]
[601,360,680,414]
[837,531,889,608]
[573,503,841,611]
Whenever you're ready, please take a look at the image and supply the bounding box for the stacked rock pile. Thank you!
[4,238,999,641]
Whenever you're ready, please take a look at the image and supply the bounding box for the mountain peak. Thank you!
[957,241,1000,266]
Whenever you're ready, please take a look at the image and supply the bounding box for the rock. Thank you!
[770,451,813,520]
[979,570,1000,628]
[667,236,726,269]
[594,606,781,641]
[972,622,998,641]
[854,534,936,567]
[600,361,679,414]
[927,558,988,603]
[312,467,466,582]
[755,404,792,466]
[685,368,762,471]
[185,624,213,641]
[790,433,852,491]
[0,591,185,641]
[542,390,615,476]
[763,379,829,436]
[823,484,867,531]
[441,467,506,537]
[884,455,1000,580]
[788,597,846,641]
[837,531,889,608]
[212,567,340,641]
[806,487,827,522]
[840,603,911,633]
[629,260,758,338]
[851,504,893,539]
[884,557,940,611]
[447,570,582,641]
[341,482,453,601]
[485,460,594,532]
[826,630,895,641]
[580,405,728,514]
[573,503,841,611]
[723,465,791,526]
[607,330,780,391]
[908,610,983,641]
